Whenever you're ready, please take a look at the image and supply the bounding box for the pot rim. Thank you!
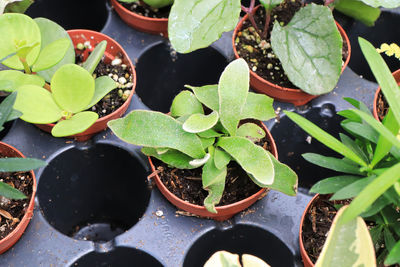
[110,0,168,22]
[373,69,400,121]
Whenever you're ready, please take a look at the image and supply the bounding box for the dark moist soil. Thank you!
[154,137,272,207]
[0,168,33,240]
[235,0,349,89]
[120,0,170,18]
[75,51,133,118]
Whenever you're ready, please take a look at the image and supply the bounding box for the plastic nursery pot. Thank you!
[373,69,400,121]
[148,121,278,221]
[232,6,351,106]
[35,29,137,142]
[110,0,168,37]
[0,142,37,254]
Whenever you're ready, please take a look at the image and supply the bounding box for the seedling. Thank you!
[109,58,297,213]
[204,251,270,267]
[118,0,173,9]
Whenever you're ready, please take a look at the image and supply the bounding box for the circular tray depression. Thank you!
[37,144,150,242]
[183,224,294,267]
[135,42,228,112]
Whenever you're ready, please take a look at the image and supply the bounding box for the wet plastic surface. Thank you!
[2,1,399,266]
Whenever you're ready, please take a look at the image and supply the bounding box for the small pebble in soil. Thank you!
[112,58,122,66]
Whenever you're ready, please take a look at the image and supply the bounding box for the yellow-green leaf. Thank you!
[51,111,98,137]
[32,38,70,72]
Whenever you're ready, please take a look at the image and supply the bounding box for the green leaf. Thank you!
[108,110,206,159]
[218,58,249,136]
[358,0,400,8]
[187,84,219,111]
[384,227,397,251]
[385,240,400,266]
[0,70,45,92]
[200,137,215,150]
[241,93,275,121]
[204,251,241,267]
[170,90,204,117]
[237,123,266,143]
[6,109,22,122]
[0,157,47,172]
[271,4,342,95]
[203,156,227,213]
[260,0,284,10]
[310,175,361,194]
[0,80,13,91]
[86,76,117,109]
[330,176,375,200]
[340,120,378,143]
[334,0,380,26]
[342,162,400,223]
[14,85,62,124]
[51,64,95,113]
[339,133,369,163]
[343,97,372,116]
[51,111,98,137]
[82,40,107,74]
[142,147,197,169]
[0,13,41,69]
[266,151,298,196]
[360,195,390,217]
[183,111,219,133]
[2,0,33,14]
[218,136,274,187]
[202,147,227,188]
[15,41,39,61]
[34,18,75,82]
[31,38,70,72]
[0,181,26,200]
[198,129,223,138]
[214,147,231,170]
[168,0,241,53]
[302,153,362,175]
[0,91,17,128]
[143,0,173,8]
[284,111,367,167]
[315,206,376,267]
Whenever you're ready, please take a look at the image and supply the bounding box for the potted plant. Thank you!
[111,0,173,36]
[108,58,298,221]
[286,38,400,266]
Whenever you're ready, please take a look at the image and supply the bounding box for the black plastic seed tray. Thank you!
[1,1,400,266]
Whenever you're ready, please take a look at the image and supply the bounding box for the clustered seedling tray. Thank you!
[1,1,400,266]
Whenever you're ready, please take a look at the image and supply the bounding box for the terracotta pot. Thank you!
[0,142,36,254]
[232,6,351,106]
[110,0,168,37]
[373,69,400,121]
[35,29,136,142]
[148,121,278,221]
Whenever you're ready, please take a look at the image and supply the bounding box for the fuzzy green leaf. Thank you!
[142,147,197,169]
[241,93,275,121]
[170,90,204,117]
[31,38,70,72]
[359,0,400,8]
[271,4,342,95]
[51,111,98,137]
[168,0,241,53]
[203,147,227,188]
[0,70,44,92]
[385,240,400,266]
[260,0,284,10]
[0,181,26,200]
[200,137,215,150]
[214,148,231,170]
[334,0,380,27]
[310,175,361,194]
[0,157,47,172]
[187,84,219,111]
[330,176,376,200]
[86,76,117,109]
[237,123,266,143]
[303,153,362,175]
[82,40,107,74]
[198,129,223,138]
[108,110,206,159]
[183,111,219,133]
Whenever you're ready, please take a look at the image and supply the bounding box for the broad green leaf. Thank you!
[51,111,98,137]
[142,147,197,169]
[168,0,241,53]
[0,91,17,128]
[86,76,117,109]
[260,0,284,10]
[200,137,215,149]
[359,0,400,8]
[0,181,26,200]
[198,128,223,138]
[0,157,47,172]
[265,151,298,195]
[359,38,400,124]
[203,167,226,213]
[385,240,400,266]
[334,0,380,26]
[183,111,219,133]
[242,255,271,267]
[0,70,44,92]
[82,40,107,74]
[204,251,241,267]
[241,93,275,121]
[339,133,369,163]
[218,136,274,186]
[315,206,376,267]
[271,4,342,95]
[342,162,400,223]
[170,90,204,117]
[35,18,75,82]
[237,123,266,142]
[187,84,219,111]
[202,147,227,188]
[15,41,39,60]
[0,13,41,69]
[14,85,62,123]
[330,176,375,200]
[31,38,70,72]
[51,64,95,113]
[214,147,231,170]
[218,59,249,136]
[284,111,367,167]
[303,153,362,175]
[0,80,13,91]
[310,175,361,194]
[108,110,206,158]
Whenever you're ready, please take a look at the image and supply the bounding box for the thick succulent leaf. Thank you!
[0,181,26,200]
[359,0,400,8]
[0,70,44,92]
[51,64,95,113]
[183,111,219,133]
[237,123,266,143]
[0,13,41,69]
[86,76,117,109]
[0,157,47,172]
[271,4,342,95]
[0,91,17,128]
[14,85,62,123]
[214,148,231,170]
[302,153,362,175]
[385,240,400,266]
[218,136,274,186]
[108,110,206,158]
[218,59,249,136]
[198,129,223,138]
[31,38,70,72]
[168,0,241,53]
[260,0,284,10]
[204,251,241,267]
[334,0,380,27]
[187,84,219,111]
[34,18,75,82]
[51,111,98,137]
[142,147,197,169]
[203,164,227,213]
[309,175,361,194]
[241,93,275,121]
[330,176,375,200]
[315,206,376,267]
[82,40,107,74]
[170,90,204,117]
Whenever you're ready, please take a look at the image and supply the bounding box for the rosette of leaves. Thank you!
[118,0,173,9]
[108,58,297,213]
[285,38,400,265]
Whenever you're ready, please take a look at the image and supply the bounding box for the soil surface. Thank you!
[120,0,170,18]
[153,137,271,207]
[0,168,33,240]
[235,0,349,89]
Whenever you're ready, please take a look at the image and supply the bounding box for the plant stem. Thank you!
[241,0,262,37]
[19,57,31,74]
[261,10,271,39]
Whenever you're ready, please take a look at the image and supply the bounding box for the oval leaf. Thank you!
[51,111,98,137]
[183,111,219,133]
[237,123,266,143]
[187,84,219,111]
[32,38,70,72]
[309,175,361,194]
[385,240,400,266]
[0,70,44,92]
[86,76,117,109]
[170,90,204,117]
